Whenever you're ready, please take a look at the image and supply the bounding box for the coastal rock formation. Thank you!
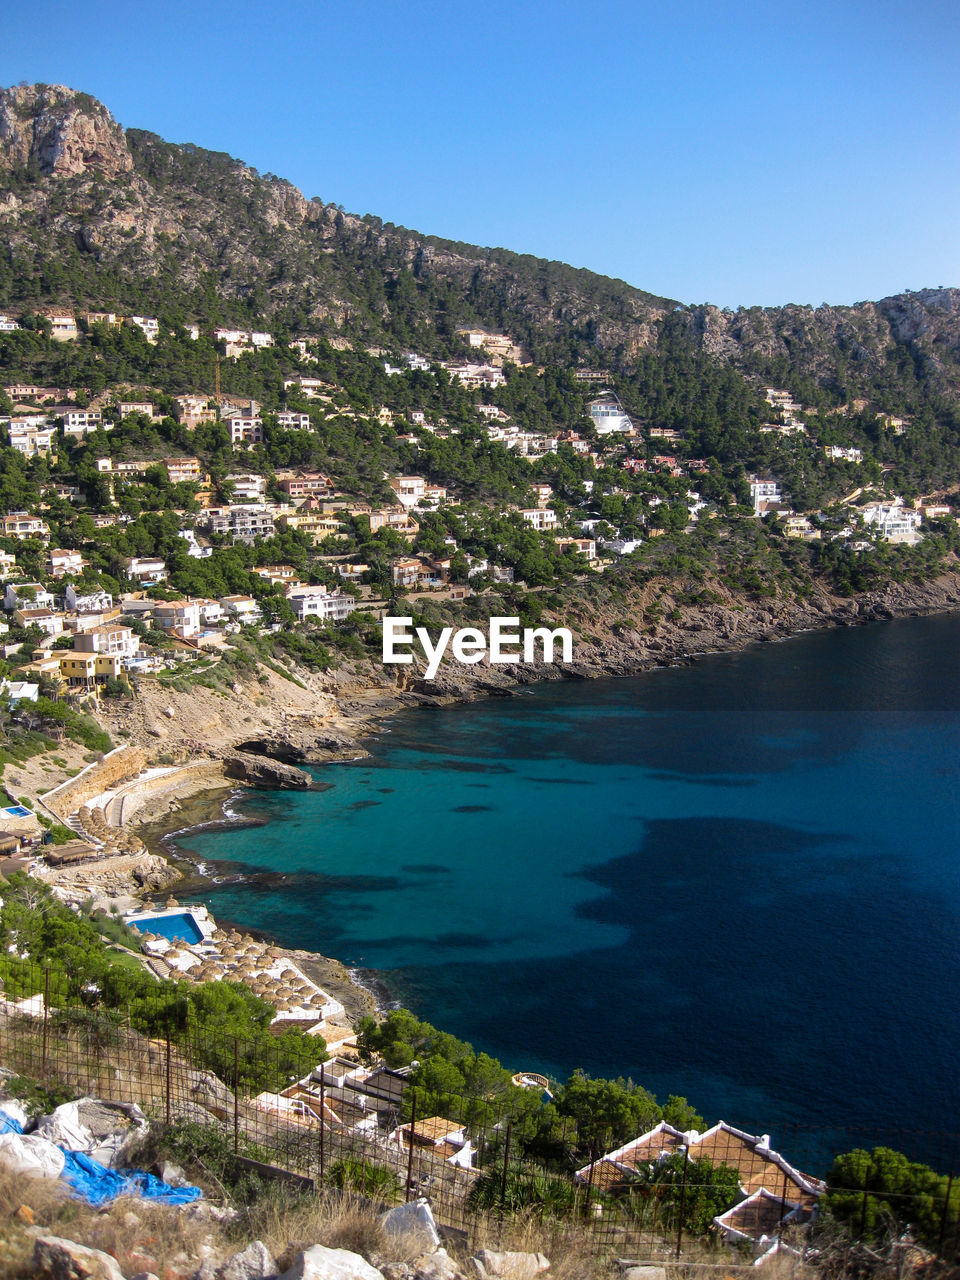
[36,851,180,901]
[222,752,312,789]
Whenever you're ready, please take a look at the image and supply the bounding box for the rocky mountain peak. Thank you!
[0,83,132,179]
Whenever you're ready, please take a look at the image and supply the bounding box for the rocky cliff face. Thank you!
[0,84,132,178]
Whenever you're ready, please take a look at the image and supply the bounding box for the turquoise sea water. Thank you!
[172,614,960,1137]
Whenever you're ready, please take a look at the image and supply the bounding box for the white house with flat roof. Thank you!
[286,585,355,623]
[65,585,113,613]
[61,408,103,436]
[129,316,159,342]
[861,501,923,545]
[220,595,261,623]
[521,508,558,532]
[125,556,168,585]
[588,395,634,435]
[749,477,783,516]
[7,423,56,458]
[5,582,55,611]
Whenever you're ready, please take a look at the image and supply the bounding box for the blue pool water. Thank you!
[130,912,205,945]
[173,613,960,1138]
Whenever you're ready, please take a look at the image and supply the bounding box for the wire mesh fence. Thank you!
[1,962,958,1267]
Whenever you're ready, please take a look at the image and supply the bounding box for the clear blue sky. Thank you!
[2,0,958,309]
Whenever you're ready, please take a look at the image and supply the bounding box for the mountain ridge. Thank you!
[1,81,959,403]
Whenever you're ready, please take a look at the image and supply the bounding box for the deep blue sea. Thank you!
[173,614,960,1143]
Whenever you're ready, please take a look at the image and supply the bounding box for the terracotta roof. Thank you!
[403,1116,464,1143]
[586,1160,635,1192]
[617,1127,682,1170]
[692,1126,819,1206]
[718,1190,797,1238]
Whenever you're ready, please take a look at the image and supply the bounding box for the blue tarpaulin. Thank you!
[61,1150,203,1207]
[0,1101,201,1206]
[0,1106,24,1135]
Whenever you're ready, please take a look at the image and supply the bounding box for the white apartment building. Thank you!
[65,585,113,613]
[130,316,160,342]
[8,424,56,457]
[226,473,267,502]
[276,411,311,430]
[824,446,863,463]
[283,377,328,398]
[219,595,261,624]
[61,408,104,436]
[75,625,140,660]
[861,502,923,545]
[125,556,168,584]
[286,585,355,623]
[588,396,634,436]
[445,362,505,389]
[389,476,426,507]
[521,508,558,532]
[4,582,55,611]
[208,505,275,542]
[749,477,783,515]
[154,599,201,639]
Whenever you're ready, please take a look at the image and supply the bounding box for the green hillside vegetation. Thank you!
[0,872,322,1092]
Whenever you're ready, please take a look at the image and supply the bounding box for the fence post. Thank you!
[317,1064,325,1183]
[405,1088,418,1202]
[233,1038,240,1155]
[498,1122,513,1226]
[859,1159,871,1241]
[938,1169,954,1258]
[584,1138,598,1218]
[676,1143,690,1261]
[41,968,50,1070]
[165,1024,172,1127]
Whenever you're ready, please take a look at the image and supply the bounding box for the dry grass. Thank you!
[0,1167,224,1280]
[464,1208,620,1280]
[240,1186,388,1267]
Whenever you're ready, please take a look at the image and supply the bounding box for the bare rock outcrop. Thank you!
[0,84,132,178]
[222,752,312,789]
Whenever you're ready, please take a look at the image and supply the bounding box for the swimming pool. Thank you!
[129,912,205,945]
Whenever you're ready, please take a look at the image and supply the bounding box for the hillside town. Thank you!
[0,311,953,705]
